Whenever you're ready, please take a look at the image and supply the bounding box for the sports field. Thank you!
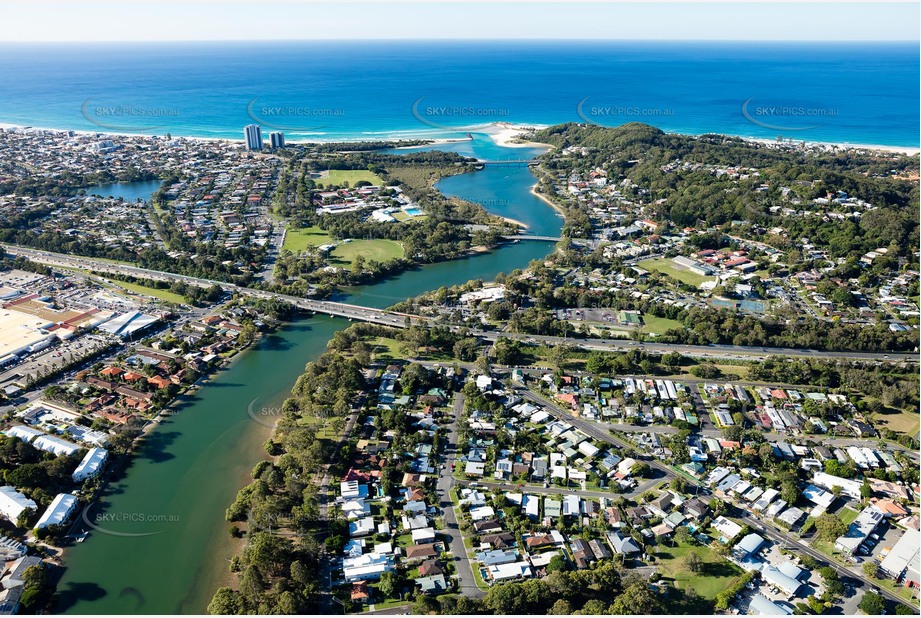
[316,170,384,188]
[639,257,712,287]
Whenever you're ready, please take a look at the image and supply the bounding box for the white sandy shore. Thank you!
[744,135,920,156]
[1,120,917,156]
[479,122,552,149]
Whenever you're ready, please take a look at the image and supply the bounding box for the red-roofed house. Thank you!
[147,376,172,389]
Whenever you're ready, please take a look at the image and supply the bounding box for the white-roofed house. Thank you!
[0,487,36,525]
[34,493,77,530]
[72,447,108,482]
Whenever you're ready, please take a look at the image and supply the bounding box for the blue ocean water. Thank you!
[0,41,916,147]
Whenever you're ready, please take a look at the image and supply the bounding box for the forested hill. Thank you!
[529,122,919,258]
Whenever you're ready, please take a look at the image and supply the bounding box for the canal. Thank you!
[56,135,557,614]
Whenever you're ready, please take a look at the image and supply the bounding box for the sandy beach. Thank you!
[481,122,553,149]
[1,121,916,156]
[743,135,920,156]
[530,186,566,217]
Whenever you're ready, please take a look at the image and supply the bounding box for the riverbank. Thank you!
[530,185,566,218]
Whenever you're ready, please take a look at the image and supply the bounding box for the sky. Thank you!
[1,1,918,42]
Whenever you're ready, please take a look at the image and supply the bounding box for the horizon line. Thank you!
[2,38,919,44]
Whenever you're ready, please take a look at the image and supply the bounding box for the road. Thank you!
[4,243,916,364]
[454,475,663,501]
[437,392,485,598]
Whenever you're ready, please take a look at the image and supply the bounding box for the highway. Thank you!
[4,243,917,363]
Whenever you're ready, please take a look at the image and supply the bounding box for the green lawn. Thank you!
[110,280,186,304]
[838,507,859,526]
[638,258,712,287]
[874,410,920,436]
[283,226,333,252]
[330,239,405,269]
[640,314,684,335]
[371,337,404,361]
[655,540,744,600]
[316,170,384,189]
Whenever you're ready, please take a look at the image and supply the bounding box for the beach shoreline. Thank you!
[530,186,565,218]
[4,120,918,156]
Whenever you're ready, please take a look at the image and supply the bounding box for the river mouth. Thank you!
[55,139,561,615]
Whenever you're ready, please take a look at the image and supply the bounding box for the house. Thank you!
[415,574,447,594]
[588,539,612,560]
[562,495,580,517]
[571,538,595,569]
[411,527,436,544]
[349,581,370,605]
[0,487,36,524]
[525,535,554,551]
[72,447,108,482]
[469,506,496,522]
[487,561,532,582]
[405,544,438,561]
[683,498,710,520]
[34,493,77,529]
[607,531,640,555]
[418,560,443,577]
[342,553,394,582]
[476,549,518,566]
[0,555,43,614]
[473,520,502,534]
[479,532,515,549]
[464,461,485,477]
[648,493,674,517]
[712,516,743,543]
[340,481,369,500]
[349,517,375,537]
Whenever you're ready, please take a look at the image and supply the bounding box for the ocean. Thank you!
[0,41,917,147]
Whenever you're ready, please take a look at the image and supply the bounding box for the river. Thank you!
[55,135,558,614]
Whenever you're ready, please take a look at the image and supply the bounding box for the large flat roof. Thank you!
[0,309,55,358]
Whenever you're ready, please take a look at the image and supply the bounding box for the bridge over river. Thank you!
[4,244,914,364]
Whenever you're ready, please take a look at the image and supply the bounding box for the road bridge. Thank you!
[3,244,916,363]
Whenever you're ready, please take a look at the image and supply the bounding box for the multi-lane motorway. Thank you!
[4,244,917,364]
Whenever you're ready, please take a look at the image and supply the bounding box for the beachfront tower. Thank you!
[244,124,263,150]
[269,131,285,149]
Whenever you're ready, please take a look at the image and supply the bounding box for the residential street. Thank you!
[436,392,485,598]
